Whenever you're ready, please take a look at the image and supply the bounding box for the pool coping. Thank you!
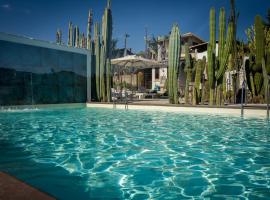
[0,102,268,118]
[0,172,55,200]
[0,103,85,111]
[86,103,269,118]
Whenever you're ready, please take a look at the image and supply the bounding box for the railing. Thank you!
[241,80,246,117]
[267,78,270,119]
[124,90,128,110]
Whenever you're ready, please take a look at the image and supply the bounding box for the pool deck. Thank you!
[86,101,269,118]
[0,172,55,200]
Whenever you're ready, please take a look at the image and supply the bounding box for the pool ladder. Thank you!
[267,78,270,120]
[112,90,128,110]
[241,81,246,117]
[124,91,128,110]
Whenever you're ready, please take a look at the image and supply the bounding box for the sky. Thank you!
[0,0,269,53]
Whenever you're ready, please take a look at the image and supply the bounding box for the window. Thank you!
[155,68,159,79]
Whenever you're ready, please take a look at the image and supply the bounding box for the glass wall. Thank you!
[0,40,87,105]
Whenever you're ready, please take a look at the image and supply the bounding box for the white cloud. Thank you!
[1,4,10,9]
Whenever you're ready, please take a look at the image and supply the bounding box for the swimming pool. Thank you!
[0,106,269,199]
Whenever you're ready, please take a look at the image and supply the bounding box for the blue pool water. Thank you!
[0,107,270,199]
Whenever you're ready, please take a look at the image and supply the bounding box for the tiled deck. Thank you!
[0,172,55,200]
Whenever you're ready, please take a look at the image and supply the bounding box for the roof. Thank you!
[182,32,205,43]
[157,32,205,43]
[0,32,90,55]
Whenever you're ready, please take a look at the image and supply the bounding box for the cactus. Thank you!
[218,7,225,63]
[74,26,79,48]
[184,43,192,104]
[262,57,269,102]
[245,15,265,98]
[94,23,100,101]
[56,29,62,44]
[168,24,181,104]
[68,22,73,47]
[216,21,234,105]
[253,15,265,72]
[192,57,206,105]
[100,45,106,101]
[207,6,233,106]
[207,7,216,106]
[106,59,111,101]
[99,0,113,102]
[87,9,93,50]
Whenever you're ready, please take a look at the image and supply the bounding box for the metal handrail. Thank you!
[267,78,270,119]
[124,90,128,110]
[112,88,117,109]
[241,80,246,117]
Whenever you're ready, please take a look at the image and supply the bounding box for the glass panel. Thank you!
[0,40,87,105]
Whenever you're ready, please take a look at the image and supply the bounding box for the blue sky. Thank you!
[0,0,269,52]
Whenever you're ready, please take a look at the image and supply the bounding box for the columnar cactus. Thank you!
[192,57,206,105]
[100,45,106,101]
[56,29,62,44]
[245,15,266,100]
[216,21,234,105]
[218,7,225,66]
[254,15,265,71]
[91,0,112,102]
[99,0,112,102]
[87,9,93,50]
[207,6,234,106]
[74,26,80,48]
[106,58,111,101]
[184,43,193,104]
[168,24,181,104]
[94,22,101,100]
[68,22,73,47]
[207,7,216,106]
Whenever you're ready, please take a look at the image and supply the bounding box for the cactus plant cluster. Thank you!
[63,1,112,102]
[245,15,270,102]
[91,0,112,102]
[168,24,181,104]
[207,7,234,106]
[66,20,88,49]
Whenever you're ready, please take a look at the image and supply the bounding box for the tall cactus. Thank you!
[94,23,100,101]
[75,26,80,48]
[216,21,234,105]
[207,7,216,106]
[99,0,113,102]
[254,15,265,71]
[193,57,206,105]
[100,45,106,101]
[216,7,226,106]
[245,15,265,99]
[218,8,225,66]
[106,59,111,101]
[168,24,181,104]
[68,21,73,47]
[184,43,193,104]
[87,9,93,50]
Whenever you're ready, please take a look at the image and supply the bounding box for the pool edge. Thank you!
[86,103,268,118]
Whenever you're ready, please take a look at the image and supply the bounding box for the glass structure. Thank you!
[0,38,89,105]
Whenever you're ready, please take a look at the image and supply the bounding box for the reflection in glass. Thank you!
[0,40,87,105]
